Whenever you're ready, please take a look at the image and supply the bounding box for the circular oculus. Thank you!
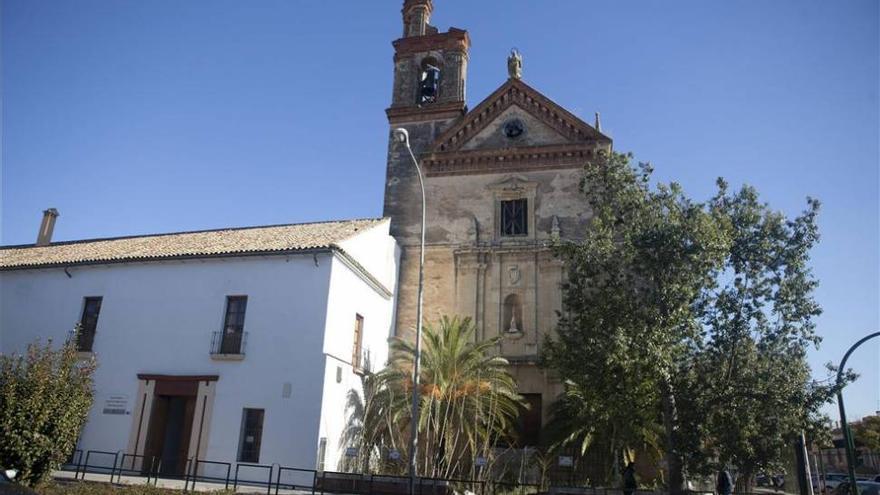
[502,118,525,139]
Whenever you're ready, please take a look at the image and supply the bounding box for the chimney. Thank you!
[36,208,59,246]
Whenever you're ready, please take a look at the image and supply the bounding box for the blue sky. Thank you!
[2,1,878,419]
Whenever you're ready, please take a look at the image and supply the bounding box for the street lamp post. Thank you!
[393,128,427,495]
[836,331,880,495]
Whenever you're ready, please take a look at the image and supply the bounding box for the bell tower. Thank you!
[386,0,469,126]
[383,0,471,337]
[384,0,470,242]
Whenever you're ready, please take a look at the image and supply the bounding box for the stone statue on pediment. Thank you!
[507,48,522,79]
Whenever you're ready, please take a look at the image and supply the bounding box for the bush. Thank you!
[0,336,95,486]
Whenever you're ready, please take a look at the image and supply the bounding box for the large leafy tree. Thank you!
[543,151,728,491]
[676,184,842,491]
[342,316,523,480]
[0,335,95,486]
[544,151,837,492]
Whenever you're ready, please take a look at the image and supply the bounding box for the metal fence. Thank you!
[59,448,766,495]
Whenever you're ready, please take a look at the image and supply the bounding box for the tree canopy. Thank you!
[543,151,839,492]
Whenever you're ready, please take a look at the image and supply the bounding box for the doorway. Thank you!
[142,381,198,476]
[128,374,218,478]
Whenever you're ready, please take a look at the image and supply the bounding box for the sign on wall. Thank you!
[102,394,130,415]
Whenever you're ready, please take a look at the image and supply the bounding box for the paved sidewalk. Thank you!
[53,469,315,494]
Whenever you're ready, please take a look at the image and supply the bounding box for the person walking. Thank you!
[623,462,637,495]
[716,468,733,495]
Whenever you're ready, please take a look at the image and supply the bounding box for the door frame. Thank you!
[127,375,218,473]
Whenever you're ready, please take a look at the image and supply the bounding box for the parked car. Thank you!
[831,481,880,495]
[757,473,785,489]
[820,474,854,491]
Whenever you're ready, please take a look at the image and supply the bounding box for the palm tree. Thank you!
[543,379,664,486]
[343,315,523,480]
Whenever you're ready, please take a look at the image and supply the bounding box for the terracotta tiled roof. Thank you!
[0,218,386,270]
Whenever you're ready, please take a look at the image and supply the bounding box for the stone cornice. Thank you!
[422,143,600,177]
[386,100,467,124]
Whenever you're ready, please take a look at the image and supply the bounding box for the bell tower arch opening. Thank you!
[418,56,442,106]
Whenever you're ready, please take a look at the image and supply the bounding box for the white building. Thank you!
[0,215,399,478]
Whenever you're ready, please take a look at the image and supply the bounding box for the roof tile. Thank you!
[0,218,385,269]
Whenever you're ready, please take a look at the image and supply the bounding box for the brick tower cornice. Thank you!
[392,28,470,61]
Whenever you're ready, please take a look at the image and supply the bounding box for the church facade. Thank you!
[383,0,612,443]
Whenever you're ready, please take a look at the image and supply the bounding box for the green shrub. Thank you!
[0,336,96,486]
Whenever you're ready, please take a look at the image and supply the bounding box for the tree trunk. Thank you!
[661,378,685,495]
[735,468,754,494]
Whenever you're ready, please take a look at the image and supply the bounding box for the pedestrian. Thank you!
[716,468,733,495]
[623,462,637,495]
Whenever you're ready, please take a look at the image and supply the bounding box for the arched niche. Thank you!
[503,293,523,334]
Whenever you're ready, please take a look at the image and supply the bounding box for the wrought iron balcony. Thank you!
[210,331,247,358]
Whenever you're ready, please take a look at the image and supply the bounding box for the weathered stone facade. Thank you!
[383,0,612,438]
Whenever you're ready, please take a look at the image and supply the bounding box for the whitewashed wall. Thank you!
[0,224,398,473]
[316,240,399,472]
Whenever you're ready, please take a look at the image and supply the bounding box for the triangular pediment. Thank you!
[459,105,572,151]
[430,78,610,154]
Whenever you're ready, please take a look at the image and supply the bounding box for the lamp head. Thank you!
[393,128,410,146]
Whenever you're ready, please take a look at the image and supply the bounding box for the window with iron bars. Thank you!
[500,199,528,236]
[221,296,247,354]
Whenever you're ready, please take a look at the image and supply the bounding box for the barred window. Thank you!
[500,199,528,236]
[221,296,247,354]
[237,408,264,463]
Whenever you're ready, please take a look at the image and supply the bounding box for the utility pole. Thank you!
[836,331,880,495]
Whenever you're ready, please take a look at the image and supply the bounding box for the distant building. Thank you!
[818,415,880,473]
[383,0,612,445]
[0,215,399,475]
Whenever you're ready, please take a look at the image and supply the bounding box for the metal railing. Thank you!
[210,330,247,356]
[58,448,780,495]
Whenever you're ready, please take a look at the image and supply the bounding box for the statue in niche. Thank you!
[503,293,523,334]
[507,48,522,79]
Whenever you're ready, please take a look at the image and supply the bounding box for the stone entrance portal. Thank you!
[127,374,217,475]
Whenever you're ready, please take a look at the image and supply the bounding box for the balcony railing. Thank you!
[210,331,247,357]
